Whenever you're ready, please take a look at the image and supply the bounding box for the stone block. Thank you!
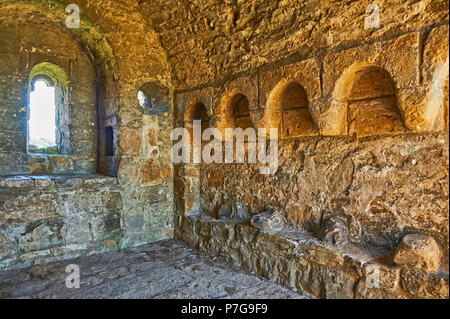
[282,108,319,137]
[61,213,93,245]
[124,214,146,234]
[0,232,16,261]
[394,234,442,272]
[105,191,123,212]
[184,194,200,215]
[119,128,141,155]
[400,268,449,299]
[211,222,229,243]
[422,24,449,85]
[318,215,349,247]
[348,97,406,137]
[48,157,75,174]
[69,125,97,141]
[71,140,97,157]
[327,157,354,193]
[0,54,19,75]
[18,222,62,253]
[0,131,26,153]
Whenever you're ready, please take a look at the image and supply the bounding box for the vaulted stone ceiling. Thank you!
[3,0,447,91]
[138,0,449,90]
[0,0,171,87]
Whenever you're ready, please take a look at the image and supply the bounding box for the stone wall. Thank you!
[0,0,174,269]
[169,1,449,299]
[197,133,449,259]
[0,175,121,269]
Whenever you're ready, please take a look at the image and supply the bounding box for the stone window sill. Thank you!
[0,174,117,188]
[28,153,66,158]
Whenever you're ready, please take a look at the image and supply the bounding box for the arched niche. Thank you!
[231,93,253,130]
[215,89,255,141]
[266,80,318,138]
[184,100,210,143]
[331,63,406,137]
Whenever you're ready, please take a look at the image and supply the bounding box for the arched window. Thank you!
[28,79,56,153]
[28,62,69,155]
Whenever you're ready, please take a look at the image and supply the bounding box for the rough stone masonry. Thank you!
[0,0,449,299]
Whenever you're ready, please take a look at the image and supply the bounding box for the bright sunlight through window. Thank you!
[28,80,57,149]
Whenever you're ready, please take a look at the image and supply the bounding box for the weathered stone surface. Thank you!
[0,175,126,270]
[231,203,251,221]
[399,268,449,299]
[327,157,355,193]
[18,223,61,254]
[0,233,15,262]
[394,234,442,272]
[105,191,123,212]
[251,210,288,233]
[141,0,448,90]
[218,203,232,219]
[196,133,449,260]
[176,214,449,299]
[141,159,171,185]
[119,128,141,155]
[0,239,308,299]
[318,215,349,247]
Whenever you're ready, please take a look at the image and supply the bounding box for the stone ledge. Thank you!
[0,174,117,188]
[177,214,449,299]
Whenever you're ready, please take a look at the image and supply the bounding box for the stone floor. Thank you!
[0,239,310,299]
